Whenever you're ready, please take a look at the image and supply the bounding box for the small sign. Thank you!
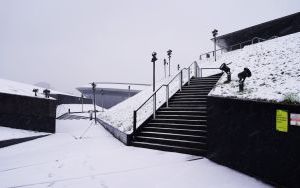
[276,110,288,132]
[290,113,300,126]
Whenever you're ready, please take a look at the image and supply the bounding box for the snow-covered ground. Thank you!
[0,78,77,99]
[0,127,49,141]
[207,32,300,103]
[56,104,105,118]
[0,119,270,188]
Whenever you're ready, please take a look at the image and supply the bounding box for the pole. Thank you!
[214,37,217,62]
[153,93,156,119]
[164,62,166,78]
[168,56,171,77]
[101,89,104,112]
[93,87,96,124]
[153,61,155,92]
[133,110,137,133]
[81,94,83,112]
[128,85,131,97]
[166,85,169,107]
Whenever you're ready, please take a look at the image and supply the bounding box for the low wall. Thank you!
[96,118,130,145]
[207,96,300,187]
[0,93,57,133]
[50,94,92,105]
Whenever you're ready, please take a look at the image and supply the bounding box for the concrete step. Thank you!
[147,122,207,130]
[143,127,207,136]
[151,118,206,125]
[155,114,207,120]
[159,106,207,111]
[134,136,207,149]
[157,110,207,116]
[138,131,207,142]
[131,141,207,156]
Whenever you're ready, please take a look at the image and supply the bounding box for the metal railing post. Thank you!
[194,62,197,77]
[133,110,137,133]
[180,70,183,91]
[188,67,190,85]
[166,85,169,107]
[200,68,202,78]
[153,93,156,119]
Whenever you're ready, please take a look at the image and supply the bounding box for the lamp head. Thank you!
[151,52,157,63]
[91,82,96,90]
[212,29,218,37]
[167,49,172,57]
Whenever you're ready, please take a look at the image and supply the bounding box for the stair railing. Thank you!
[132,61,199,134]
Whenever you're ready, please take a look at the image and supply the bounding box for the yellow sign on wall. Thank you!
[276,110,288,132]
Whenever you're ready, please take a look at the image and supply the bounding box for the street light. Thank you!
[151,52,158,119]
[238,68,252,92]
[167,49,172,77]
[91,82,97,124]
[151,52,158,92]
[81,93,84,112]
[219,63,231,83]
[212,29,218,62]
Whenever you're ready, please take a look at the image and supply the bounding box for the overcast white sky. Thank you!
[0,0,299,94]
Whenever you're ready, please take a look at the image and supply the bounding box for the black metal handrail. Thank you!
[199,36,278,60]
[132,61,199,133]
[199,68,220,78]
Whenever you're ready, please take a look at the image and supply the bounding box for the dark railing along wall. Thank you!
[199,36,277,61]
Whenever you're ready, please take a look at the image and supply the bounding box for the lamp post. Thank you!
[177,64,180,71]
[163,59,167,79]
[167,49,172,77]
[91,82,97,124]
[81,93,84,112]
[101,89,104,112]
[212,29,218,62]
[151,52,158,92]
[151,52,158,119]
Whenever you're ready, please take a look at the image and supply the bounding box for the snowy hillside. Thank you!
[0,78,76,99]
[208,32,300,102]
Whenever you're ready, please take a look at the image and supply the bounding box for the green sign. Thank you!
[276,110,288,132]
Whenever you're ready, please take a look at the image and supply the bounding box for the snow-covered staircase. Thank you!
[130,73,222,156]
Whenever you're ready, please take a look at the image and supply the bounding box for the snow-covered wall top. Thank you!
[0,78,73,100]
[209,32,300,103]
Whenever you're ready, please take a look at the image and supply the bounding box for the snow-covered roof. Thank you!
[0,78,74,100]
[207,32,300,103]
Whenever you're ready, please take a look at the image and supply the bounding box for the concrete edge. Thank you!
[96,118,131,145]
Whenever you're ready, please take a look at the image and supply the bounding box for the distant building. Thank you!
[215,12,300,51]
[77,82,150,109]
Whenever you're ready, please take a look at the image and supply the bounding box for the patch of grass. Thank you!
[282,93,300,104]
